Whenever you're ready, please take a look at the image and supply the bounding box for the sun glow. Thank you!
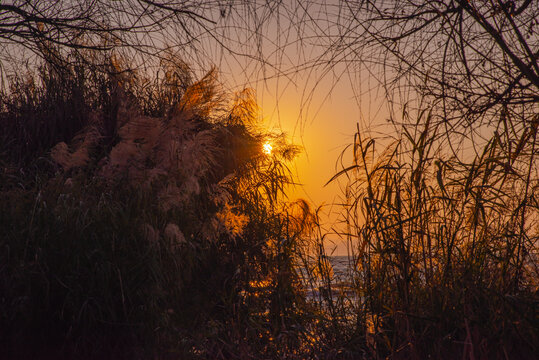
[263,142,272,155]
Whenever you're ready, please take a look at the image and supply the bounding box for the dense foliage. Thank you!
[0,50,316,359]
[1,5,538,356]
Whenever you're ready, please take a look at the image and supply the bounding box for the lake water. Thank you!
[299,255,358,301]
[329,255,353,279]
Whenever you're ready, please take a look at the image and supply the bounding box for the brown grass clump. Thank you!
[1,49,315,359]
[323,105,539,359]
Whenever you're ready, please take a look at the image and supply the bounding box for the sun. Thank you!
[262,141,273,155]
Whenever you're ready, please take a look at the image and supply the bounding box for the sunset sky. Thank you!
[200,5,394,254]
[2,2,537,357]
[252,72,388,255]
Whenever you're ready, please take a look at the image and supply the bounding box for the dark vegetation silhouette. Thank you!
[0,1,538,359]
[0,1,218,60]
[302,1,539,358]
[0,47,320,359]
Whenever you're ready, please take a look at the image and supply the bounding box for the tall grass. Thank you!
[0,48,315,359]
[2,44,537,360]
[324,105,539,358]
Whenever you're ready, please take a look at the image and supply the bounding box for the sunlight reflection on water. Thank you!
[299,256,358,302]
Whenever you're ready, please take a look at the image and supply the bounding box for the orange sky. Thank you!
[217,64,392,255]
[194,4,394,255]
